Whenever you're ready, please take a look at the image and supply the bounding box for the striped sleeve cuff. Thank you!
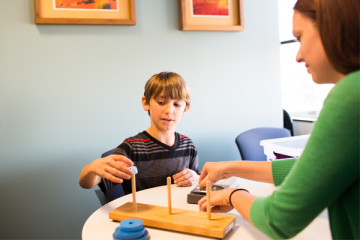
[272,158,298,186]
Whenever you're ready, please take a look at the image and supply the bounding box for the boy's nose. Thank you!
[165,103,173,113]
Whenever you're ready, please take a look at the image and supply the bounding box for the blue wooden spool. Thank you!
[128,166,138,175]
[113,219,149,240]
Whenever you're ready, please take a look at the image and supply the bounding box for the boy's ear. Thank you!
[182,105,190,116]
[142,96,149,111]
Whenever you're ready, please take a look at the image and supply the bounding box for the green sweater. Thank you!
[250,70,360,239]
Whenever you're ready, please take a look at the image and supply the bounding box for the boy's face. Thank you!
[142,93,189,133]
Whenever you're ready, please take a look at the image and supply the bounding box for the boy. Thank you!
[79,72,200,197]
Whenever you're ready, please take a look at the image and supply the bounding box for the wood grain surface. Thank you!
[109,202,236,238]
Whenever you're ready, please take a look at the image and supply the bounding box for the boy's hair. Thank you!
[144,72,191,107]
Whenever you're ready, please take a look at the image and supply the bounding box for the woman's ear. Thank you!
[182,105,190,116]
[142,96,149,111]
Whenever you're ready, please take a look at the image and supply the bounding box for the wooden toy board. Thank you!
[109,202,236,238]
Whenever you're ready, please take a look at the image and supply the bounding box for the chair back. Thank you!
[235,127,291,161]
[101,149,115,158]
[283,109,294,136]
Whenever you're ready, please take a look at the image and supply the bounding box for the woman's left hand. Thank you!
[198,188,236,213]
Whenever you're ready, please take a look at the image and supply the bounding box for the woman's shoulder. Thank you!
[319,70,359,126]
[327,70,359,101]
[333,70,359,92]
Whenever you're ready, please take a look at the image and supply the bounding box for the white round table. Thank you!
[82,178,331,240]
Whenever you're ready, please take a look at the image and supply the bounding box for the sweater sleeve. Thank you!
[250,71,360,239]
[272,158,298,186]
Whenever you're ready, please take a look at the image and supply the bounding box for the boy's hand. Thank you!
[173,168,199,187]
[89,155,134,184]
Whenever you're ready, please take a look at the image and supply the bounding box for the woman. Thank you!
[198,0,359,239]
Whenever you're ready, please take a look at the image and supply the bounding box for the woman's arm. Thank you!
[198,160,274,188]
[198,188,257,223]
[232,190,257,222]
[250,73,360,239]
[200,74,359,239]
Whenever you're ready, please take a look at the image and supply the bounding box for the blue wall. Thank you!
[0,0,281,238]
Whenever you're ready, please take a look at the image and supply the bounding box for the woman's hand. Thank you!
[173,168,199,187]
[198,162,232,188]
[198,188,235,213]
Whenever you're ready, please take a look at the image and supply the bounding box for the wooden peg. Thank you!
[132,175,137,211]
[167,176,172,215]
[207,180,211,220]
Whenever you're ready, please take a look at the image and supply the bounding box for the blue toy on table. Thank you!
[113,219,149,240]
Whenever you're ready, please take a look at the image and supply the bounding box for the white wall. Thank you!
[0,0,282,238]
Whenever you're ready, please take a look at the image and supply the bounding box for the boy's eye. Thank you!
[174,103,181,107]
[158,101,165,105]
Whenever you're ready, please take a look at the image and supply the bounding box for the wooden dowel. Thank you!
[207,180,211,220]
[167,176,171,215]
[132,175,137,211]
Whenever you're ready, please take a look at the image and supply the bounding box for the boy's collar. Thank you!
[142,131,180,152]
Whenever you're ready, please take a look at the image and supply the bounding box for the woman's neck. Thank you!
[333,72,346,84]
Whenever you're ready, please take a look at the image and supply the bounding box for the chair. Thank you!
[101,148,115,158]
[283,109,294,136]
[235,127,291,161]
[95,189,109,206]
[95,148,126,205]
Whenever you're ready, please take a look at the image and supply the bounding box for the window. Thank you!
[278,0,334,119]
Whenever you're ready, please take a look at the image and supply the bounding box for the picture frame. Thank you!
[178,0,244,31]
[34,0,136,25]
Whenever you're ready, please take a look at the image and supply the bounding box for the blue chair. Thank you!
[235,127,291,161]
[96,148,126,204]
[101,149,115,158]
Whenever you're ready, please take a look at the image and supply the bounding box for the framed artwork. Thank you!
[178,0,244,31]
[34,0,136,25]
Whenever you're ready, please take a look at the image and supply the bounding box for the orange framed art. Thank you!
[34,0,136,25]
[179,0,244,31]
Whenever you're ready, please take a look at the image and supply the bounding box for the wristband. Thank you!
[229,188,250,207]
